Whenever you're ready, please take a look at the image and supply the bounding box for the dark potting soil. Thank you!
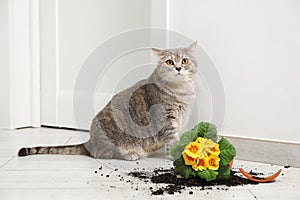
[128,168,260,195]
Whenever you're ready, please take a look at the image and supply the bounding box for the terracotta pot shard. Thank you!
[238,168,282,183]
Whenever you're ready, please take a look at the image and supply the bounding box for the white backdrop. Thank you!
[1,0,299,144]
[169,0,300,143]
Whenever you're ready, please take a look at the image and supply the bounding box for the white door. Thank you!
[40,0,158,130]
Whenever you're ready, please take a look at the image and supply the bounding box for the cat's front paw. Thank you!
[169,132,180,145]
[162,132,179,145]
[124,153,139,161]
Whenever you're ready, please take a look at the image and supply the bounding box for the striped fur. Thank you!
[17,43,197,160]
[18,144,90,157]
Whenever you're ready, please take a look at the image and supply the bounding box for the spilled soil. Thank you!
[128,168,260,195]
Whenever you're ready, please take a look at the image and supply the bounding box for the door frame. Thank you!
[1,0,40,129]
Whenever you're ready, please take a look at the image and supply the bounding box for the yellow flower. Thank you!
[198,152,206,159]
[184,141,201,158]
[192,157,208,171]
[195,137,217,158]
[195,137,205,145]
[183,152,197,166]
[204,139,215,149]
[210,143,220,155]
[183,137,221,171]
[206,154,220,170]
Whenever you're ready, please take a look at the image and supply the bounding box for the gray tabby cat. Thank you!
[18,42,197,160]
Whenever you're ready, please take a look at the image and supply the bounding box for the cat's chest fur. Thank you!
[127,80,195,133]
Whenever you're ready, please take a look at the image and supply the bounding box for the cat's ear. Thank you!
[152,48,165,57]
[185,41,197,55]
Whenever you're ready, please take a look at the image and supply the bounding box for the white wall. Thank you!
[0,0,11,128]
[169,0,300,143]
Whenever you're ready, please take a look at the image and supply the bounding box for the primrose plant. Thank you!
[170,122,236,181]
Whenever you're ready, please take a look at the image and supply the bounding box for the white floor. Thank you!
[0,128,299,200]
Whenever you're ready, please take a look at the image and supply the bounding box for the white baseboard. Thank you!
[224,136,300,168]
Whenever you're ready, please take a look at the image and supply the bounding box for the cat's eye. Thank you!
[182,58,189,65]
[166,59,174,66]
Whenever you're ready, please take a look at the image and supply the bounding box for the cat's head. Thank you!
[152,42,197,84]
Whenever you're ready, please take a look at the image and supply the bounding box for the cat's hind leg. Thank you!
[85,132,144,160]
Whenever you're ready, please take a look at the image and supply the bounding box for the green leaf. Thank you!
[197,169,218,181]
[179,130,197,146]
[173,156,197,178]
[194,122,218,142]
[170,130,197,160]
[170,142,185,160]
[218,137,236,166]
[181,166,197,179]
[216,166,231,180]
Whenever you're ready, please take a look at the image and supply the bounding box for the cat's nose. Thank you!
[175,67,182,72]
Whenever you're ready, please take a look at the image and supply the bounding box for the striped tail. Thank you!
[18,144,91,157]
